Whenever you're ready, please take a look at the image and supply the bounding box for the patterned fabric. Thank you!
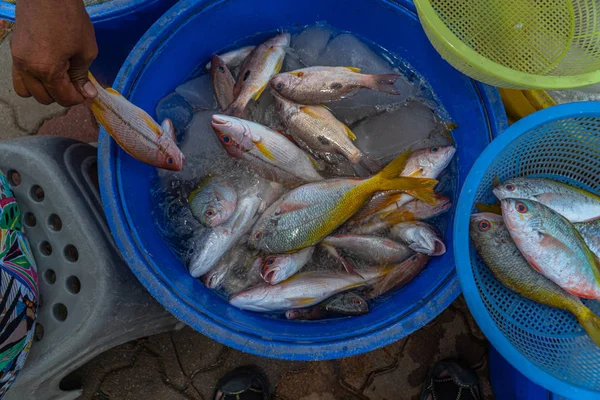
[0,172,38,399]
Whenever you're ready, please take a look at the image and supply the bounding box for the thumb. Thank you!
[68,51,98,100]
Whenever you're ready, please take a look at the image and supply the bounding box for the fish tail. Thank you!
[576,306,600,347]
[371,151,438,204]
[365,73,401,95]
[224,96,249,118]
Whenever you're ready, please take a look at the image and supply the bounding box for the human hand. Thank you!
[11,0,98,106]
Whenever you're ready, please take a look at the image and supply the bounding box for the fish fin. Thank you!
[291,297,317,307]
[321,243,365,278]
[371,150,438,204]
[252,82,269,101]
[476,203,502,215]
[343,123,357,141]
[224,97,248,118]
[320,104,332,112]
[343,67,361,73]
[300,106,326,120]
[351,192,405,222]
[288,70,305,77]
[382,210,414,226]
[161,118,177,142]
[577,307,600,348]
[365,73,400,95]
[492,175,501,188]
[276,202,310,215]
[253,139,276,161]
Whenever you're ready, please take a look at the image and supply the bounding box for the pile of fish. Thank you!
[471,177,600,346]
[176,30,457,319]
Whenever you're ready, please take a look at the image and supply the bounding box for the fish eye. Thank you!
[505,184,515,192]
[167,157,173,164]
[221,135,231,144]
[205,209,214,217]
[266,258,274,265]
[516,202,528,214]
[278,103,283,110]
[276,83,283,89]
[431,147,439,153]
[218,66,225,72]
[479,220,491,231]
[254,231,263,240]
[353,299,362,305]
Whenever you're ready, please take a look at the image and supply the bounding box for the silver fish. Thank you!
[226,33,290,117]
[269,66,400,104]
[211,54,236,110]
[390,221,446,256]
[188,181,284,278]
[205,45,256,70]
[211,114,323,186]
[494,177,600,223]
[230,265,394,312]
[273,93,379,173]
[575,219,600,259]
[202,246,247,289]
[322,234,413,264]
[261,246,315,285]
[285,292,369,320]
[188,177,237,228]
[363,253,429,299]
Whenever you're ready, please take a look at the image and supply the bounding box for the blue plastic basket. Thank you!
[455,102,600,399]
[98,0,507,360]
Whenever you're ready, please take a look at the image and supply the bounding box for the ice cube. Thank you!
[282,54,306,72]
[293,25,333,65]
[247,90,283,129]
[317,34,394,74]
[352,100,441,161]
[175,75,217,110]
[156,93,194,135]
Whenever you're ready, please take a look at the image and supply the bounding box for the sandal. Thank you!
[214,366,270,400]
[421,359,482,400]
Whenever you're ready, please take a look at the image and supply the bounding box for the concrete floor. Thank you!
[0,21,494,400]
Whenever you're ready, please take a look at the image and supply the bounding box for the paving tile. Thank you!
[37,103,99,143]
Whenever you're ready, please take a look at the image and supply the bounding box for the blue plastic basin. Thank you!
[0,0,178,84]
[98,0,507,360]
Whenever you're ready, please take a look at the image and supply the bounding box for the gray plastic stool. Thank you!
[0,136,180,400]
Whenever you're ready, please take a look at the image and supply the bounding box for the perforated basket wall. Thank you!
[415,0,600,89]
[470,114,600,391]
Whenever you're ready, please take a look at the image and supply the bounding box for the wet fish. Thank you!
[89,73,184,171]
[225,33,290,117]
[494,177,600,223]
[353,146,456,221]
[248,150,438,253]
[285,292,369,320]
[261,246,315,285]
[211,55,236,110]
[188,177,237,228]
[502,198,600,299]
[205,45,256,70]
[390,221,446,256]
[269,66,401,104]
[202,246,247,289]
[362,253,430,299]
[230,265,393,312]
[211,114,323,186]
[470,212,600,347]
[353,195,452,235]
[575,219,600,259]
[273,93,380,173]
[322,234,413,264]
[188,181,284,278]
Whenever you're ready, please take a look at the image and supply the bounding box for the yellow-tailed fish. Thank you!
[273,92,380,173]
[471,212,600,347]
[230,265,394,312]
[390,221,446,256]
[352,194,452,235]
[211,54,236,111]
[188,176,237,228]
[322,234,413,264]
[494,177,600,223]
[260,246,314,285]
[352,146,455,221]
[211,114,322,186]
[269,66,401,104]
[89,73,184,171]
[248,150,438,253]
[225,33,290,117]
[205,45,255,70]
[502,198,600,299]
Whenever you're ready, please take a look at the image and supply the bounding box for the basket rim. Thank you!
[454,101,600,398]
[414,0,600,90]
